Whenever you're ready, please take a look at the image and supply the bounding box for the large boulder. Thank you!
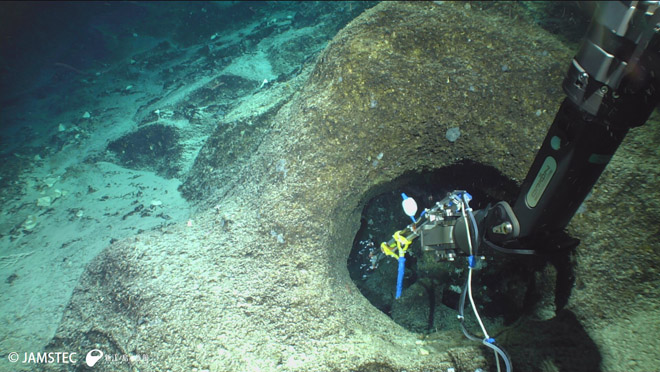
[43,2,660,372]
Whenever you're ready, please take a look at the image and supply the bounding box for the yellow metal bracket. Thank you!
[380,230,413,259]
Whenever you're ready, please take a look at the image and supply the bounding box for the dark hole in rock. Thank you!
[348,160,568,334]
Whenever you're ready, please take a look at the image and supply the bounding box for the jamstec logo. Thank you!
[85,349,104,367]
[20,352,76,364]
[10,349,104,367]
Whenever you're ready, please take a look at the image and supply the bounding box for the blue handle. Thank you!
[396,256,406,299]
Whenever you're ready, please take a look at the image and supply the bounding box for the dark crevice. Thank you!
[347,161,601,370]
[348,161,576,335]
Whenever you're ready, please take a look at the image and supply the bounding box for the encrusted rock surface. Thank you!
[42,2,660,371]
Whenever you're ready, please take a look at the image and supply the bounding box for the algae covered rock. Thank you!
[42,2,660,372]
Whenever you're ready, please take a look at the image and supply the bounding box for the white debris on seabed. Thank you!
[37,196,52,207]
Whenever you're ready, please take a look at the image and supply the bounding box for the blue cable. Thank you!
[395,256,405,299]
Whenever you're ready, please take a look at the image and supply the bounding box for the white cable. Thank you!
[461,198,501,371]
[461,201,490,337]
[461,202,474,256]
[467,268,490,339]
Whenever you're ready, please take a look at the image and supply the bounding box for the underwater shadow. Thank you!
[503,309,602,372]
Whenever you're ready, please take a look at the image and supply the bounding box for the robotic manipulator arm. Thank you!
[451,1,660,258]
[483,0,660,255]
[387,2,660,261]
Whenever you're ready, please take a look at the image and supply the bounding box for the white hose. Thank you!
[462,199,503,371]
